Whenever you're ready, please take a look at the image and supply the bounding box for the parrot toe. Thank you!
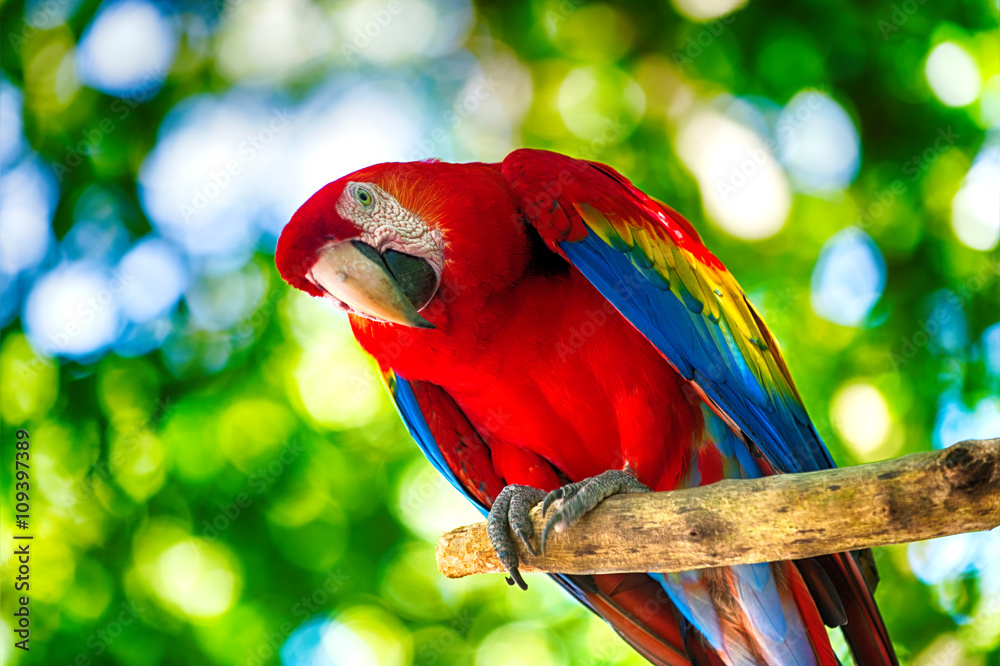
[540,470,650,552]
[486,484,546,590]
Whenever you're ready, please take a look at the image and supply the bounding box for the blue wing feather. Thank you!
[384,373,487,512]
[561,236,833,474]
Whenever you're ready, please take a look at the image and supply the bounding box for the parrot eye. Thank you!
[356,188,373,206]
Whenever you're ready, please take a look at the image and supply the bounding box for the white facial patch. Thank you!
[336,181,445,278]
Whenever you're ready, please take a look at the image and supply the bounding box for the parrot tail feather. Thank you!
[786,560,840,666]
[655,561,838,666]
[643,416,842,666]
[556,573,698,666]
[818,553,898,665]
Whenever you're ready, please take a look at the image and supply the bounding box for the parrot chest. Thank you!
[355,268,702,490]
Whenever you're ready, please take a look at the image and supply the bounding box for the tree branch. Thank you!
[436,438,1000,578]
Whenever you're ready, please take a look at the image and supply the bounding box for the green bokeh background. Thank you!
[1,0,998,664]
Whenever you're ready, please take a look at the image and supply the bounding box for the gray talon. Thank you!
[488,473,649,587]
[508,486,544,557]
[487,485,545,591]
[540,470,650,553]
[540,488,561,517]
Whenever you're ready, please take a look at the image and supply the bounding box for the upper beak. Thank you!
[310,240,436,329]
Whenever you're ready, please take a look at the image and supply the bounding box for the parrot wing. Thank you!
[501,148,832,475]
[500,148,896,665]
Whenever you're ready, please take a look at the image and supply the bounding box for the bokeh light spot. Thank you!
[778,91,860,194]
[293,335,389,430]
[677,106,791,240]
[158,540,238,619]
[670,0,745,22]
[951,145,1000,251]
[0,157,56,276]
[24,262,124,358]
[831,383,892,459]
[118,237,188,323]
[110,428,167,501]
[908,533,978,585]
[218,398,297,472]
[925,42,982,108]
[393,458,484,542]
[811,230,886,327]
[215,0,332,82]
[282,606,411,666]
[135,521,241,621]
[76,0,176,97]
[0,333,58,422]
[476,622,563,666]
[549,4,634,63]
[0,80,25,165]
[557,65,645,142]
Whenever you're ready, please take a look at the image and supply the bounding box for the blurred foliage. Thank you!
[1,0,999,664]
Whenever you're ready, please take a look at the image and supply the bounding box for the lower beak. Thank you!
[310,241,435,329]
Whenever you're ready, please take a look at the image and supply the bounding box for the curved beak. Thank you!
[310,241,435,329]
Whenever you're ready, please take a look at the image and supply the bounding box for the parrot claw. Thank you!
[540,483,575,517]
[540,470,650,553]
[487,484,546,590]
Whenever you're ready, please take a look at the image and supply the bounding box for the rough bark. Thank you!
[437,438,1000,578]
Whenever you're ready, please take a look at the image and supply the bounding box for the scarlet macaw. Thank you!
[276,149,897,665]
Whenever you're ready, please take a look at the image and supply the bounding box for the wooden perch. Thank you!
[437,438,1000,578]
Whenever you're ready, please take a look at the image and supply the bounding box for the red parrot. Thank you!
[275,149,897,665]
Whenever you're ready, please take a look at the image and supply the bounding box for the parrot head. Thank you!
[276,161,530,330]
